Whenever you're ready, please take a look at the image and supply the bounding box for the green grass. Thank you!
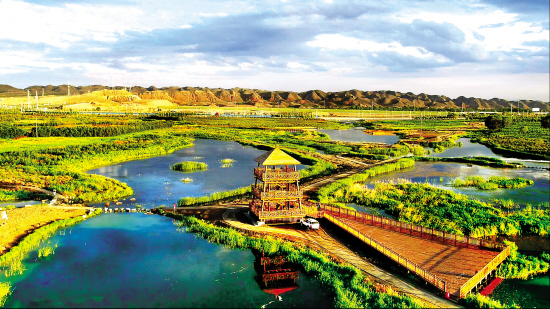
[171,161,208,172]
[459,293,519,308]
[452,176,534,190]
[496,241,550,280]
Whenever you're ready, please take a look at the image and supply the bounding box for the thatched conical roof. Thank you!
[254,148,301,166]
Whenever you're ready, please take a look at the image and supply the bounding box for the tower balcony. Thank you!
[254,168,300,182]
[251,185,303,200]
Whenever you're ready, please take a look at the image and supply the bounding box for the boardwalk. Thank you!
[321,207,510,298]
[336,216,500,296]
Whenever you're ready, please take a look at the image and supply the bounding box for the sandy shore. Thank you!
[0,205,89,254]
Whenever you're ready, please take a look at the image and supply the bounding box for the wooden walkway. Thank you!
[335,216,500,296]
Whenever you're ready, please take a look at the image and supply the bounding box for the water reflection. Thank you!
[253,249,300,299]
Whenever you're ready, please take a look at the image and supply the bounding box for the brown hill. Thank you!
[2,84,548,110]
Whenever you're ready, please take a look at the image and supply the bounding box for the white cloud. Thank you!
[306,34,447,61]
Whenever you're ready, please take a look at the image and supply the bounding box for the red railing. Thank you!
[319,205,506,251]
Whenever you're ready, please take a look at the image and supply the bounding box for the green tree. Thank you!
[485,114,505,131]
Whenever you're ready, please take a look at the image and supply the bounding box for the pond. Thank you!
[319,129,400,145]
[3,213,332,308]
[428,138,550,169]
[88,139,305,208]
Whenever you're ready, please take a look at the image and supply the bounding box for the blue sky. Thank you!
[0,0,548,101]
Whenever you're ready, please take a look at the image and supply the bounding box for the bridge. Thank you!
[307,205,511,299]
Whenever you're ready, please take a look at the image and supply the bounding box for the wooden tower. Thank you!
[250,148,305,224]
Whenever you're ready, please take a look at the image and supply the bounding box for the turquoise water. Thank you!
[319,129,400,145]
[3,214,332,308]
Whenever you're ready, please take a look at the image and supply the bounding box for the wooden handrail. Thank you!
[319,205,505,251]
[458,245,511,297]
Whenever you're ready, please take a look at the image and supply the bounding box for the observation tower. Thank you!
[250,148,306,224]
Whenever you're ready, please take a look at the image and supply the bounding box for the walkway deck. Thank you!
[335,216,500,296]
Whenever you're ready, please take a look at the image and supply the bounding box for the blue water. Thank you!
[3,214,332,308]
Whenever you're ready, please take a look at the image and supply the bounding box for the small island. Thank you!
[171,161,208,172]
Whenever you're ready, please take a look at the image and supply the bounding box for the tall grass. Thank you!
[0,282,11,307]
[452,176,533,190]
[177,186,251,206]
[459,293,519,308]
[168,213,423,308]
[496,241,550,280]
[414,156,523,168]
[171,161,208,172]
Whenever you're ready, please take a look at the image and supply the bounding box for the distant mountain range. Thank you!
[1,84,548,110]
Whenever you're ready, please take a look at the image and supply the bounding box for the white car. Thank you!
[300,218,320,230]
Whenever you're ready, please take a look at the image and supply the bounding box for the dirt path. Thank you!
[0,205,89,254]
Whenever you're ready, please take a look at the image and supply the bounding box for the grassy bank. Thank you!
[471,116,550,159]
[459,293,519,308]
[165,212,424,308]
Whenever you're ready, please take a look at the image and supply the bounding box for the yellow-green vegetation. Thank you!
[472,115,550,158]
[321,179,549,238]
[459,293,519,309]
[452,176,534,190]
[177,186,250,206]
[0,189,46,202]
[316,158,415,208]
[497,241,550,280]
[37,242,58,259]
[171,161,208,172]
[166,212,424,308]
[0,282,11,307]
[180,178,193,183]
[0,129,194,203]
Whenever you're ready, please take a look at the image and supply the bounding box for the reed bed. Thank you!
[452,176,534,190]
[171,161,208,172]
[0,282,11,307]
[459,293,519,308]
[496,241,550,280]
[177,186,251,206]
[168,213,424,308]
